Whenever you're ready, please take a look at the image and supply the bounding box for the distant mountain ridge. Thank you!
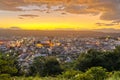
[93,28,120,33]
[0,27,22,30]
[0,28,120,33]
[0,29,120,38]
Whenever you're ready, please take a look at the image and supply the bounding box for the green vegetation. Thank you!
[30,56,63,77]
[1,46,120,80]
[75,48,120,71]
[107,71,120,80]
[0,53,18,75]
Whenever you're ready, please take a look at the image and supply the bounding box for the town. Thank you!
[0,36,120,70]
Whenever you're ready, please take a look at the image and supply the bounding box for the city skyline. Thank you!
[0,0,120,30]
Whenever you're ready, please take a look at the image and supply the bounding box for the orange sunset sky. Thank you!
[0,0,120,30]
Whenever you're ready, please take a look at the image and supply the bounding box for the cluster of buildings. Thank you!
[0,36,120,73]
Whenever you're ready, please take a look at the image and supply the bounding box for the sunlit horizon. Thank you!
[0,0,120,30]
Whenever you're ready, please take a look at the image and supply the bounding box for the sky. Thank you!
[0,0,120,30]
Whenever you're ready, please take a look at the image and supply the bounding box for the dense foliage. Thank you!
[0,53,18,79]
[0,53,18,74]
[1,46,120,80]
[75,47,120,72]
[30,56,63,77]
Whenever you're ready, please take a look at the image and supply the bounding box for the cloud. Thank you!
[61,12,67,15]
[0,0,120,23]
[112,20,120,24]
[19,14,39,18]
[0,0,25,11]
[18,17,24,19]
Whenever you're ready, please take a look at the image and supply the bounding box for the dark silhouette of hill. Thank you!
[93,28,120,33]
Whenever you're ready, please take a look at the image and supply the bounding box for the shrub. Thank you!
[75,73,94,80]
[107,71,120,80]
[86,67,107,80]
[61,70,82,79]
[0,74,11,80]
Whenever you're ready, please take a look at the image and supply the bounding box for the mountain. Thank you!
[8,27,22,30]
[93,28,120,33]
[0,29,120,38]
[0,28,5,30]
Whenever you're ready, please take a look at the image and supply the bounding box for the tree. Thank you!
[30,56,63,77]
[75,47,120,72]
[75,49,105,71]
[103,51,120,71]
[30,56,46,76]
[0,53,18,76]
[44,57,63,76]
